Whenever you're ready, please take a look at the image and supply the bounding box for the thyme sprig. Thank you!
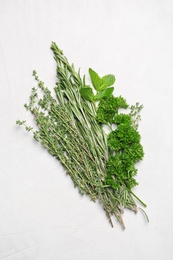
[16,42,147,228]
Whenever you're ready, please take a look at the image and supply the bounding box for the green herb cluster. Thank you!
[82,69,145,198]
[106,105,144,190]
[16,42,148,228]
[79,68,115,102]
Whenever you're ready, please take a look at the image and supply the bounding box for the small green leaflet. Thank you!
[80,86,114,101]
[79,86,94,101]
[94,87,114,101]
[88,68,101,91]
[100,74,115,90]
[89,68,116,91]
[105,176,119,190]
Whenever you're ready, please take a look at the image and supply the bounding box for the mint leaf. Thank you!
[100,74,115,90]
[80,87,94,102]
[89,68,101,91]
[89,68,115,91]
[94,87,114,101]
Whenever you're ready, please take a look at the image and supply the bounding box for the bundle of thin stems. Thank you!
[17,42,145,228]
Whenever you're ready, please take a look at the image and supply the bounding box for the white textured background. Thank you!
[0,0,173,259]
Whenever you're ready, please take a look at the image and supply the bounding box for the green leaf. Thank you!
[80,86,94,102]
[105,175,119,190]
[89,68,101,91]
[100,74,115,90]
[89,68,116,91]
[94,87,114,101]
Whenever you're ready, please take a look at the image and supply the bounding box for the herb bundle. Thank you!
[17,42,148,228]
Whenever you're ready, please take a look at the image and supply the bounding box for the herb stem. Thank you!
[129,190,147,207]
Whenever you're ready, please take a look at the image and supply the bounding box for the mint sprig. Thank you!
[80,68,115,101]
[89,68,115,91]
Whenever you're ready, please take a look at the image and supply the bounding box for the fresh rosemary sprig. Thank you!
[16,42,147,228]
